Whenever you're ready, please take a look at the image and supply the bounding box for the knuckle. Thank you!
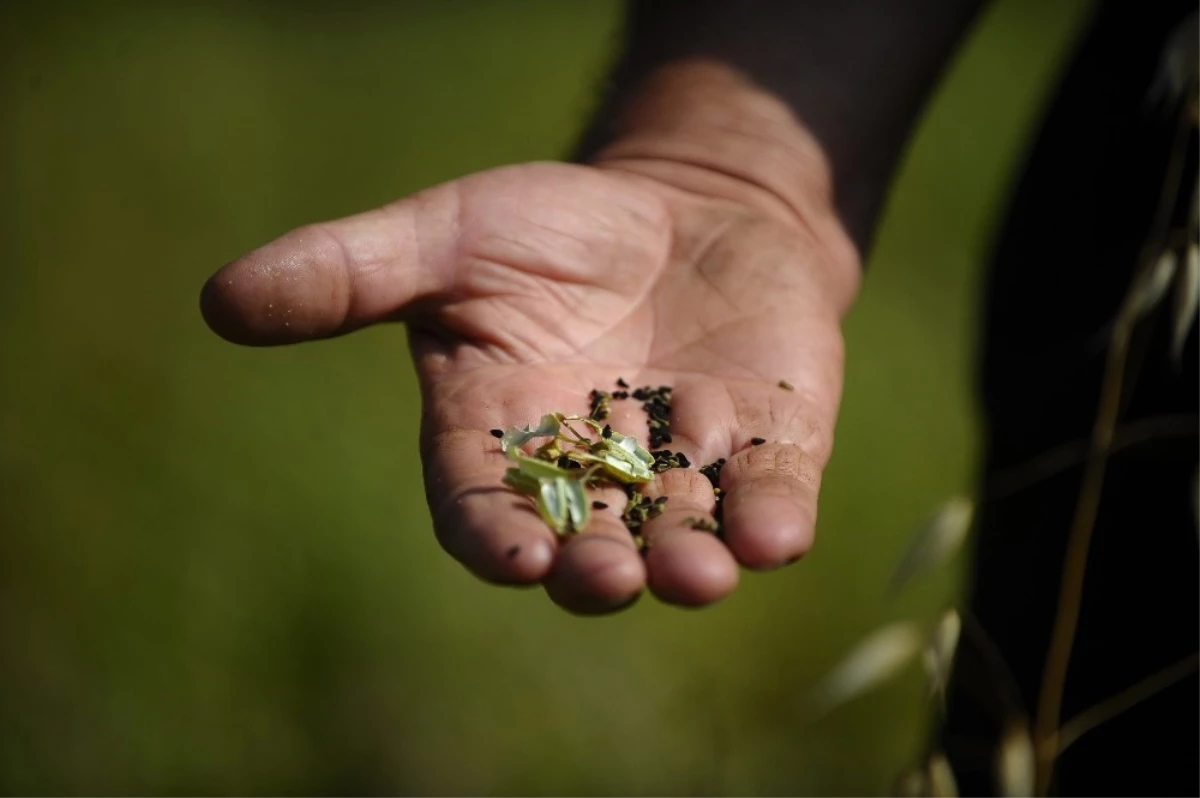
[653,467,715,503]
[730,442,819,486]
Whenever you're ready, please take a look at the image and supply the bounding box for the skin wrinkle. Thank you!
[693,336,767,381]
[673,381,740,458]
[531,275,595,327]
[454,255,640,357]
[573,302,657,365]
[624,147,815,237]
[688,224,747,309]
[424,370,541,427]
[440,294,571,364]
[460,169,663,293]
[445,180,467,294]
[648,315,793,379]
[725,443,821,490]
[692,261,741,317]
[431,179,670,365]
[529,215,629,279]
[733,400,813,447]
[589,62,837,221]
[314,223,357,335]
[471,231,601,290]
[641,471,720,543]
[418,167,841,376]
[461,259,575,323]
[551,198,673,359]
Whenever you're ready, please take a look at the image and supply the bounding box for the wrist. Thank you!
[583,59,861,307]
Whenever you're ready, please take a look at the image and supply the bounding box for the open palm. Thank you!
[202,161,859,613]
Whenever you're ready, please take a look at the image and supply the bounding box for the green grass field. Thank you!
[0,1,1090,793]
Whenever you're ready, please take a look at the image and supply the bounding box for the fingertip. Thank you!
[433,491,559,586]
[544,535,646,615]
[493,537,557,583]
[722,494,814,570]
[199,230,350,346]
[199,266,258,345]
[645,530,739,607]
[444,532,558,586]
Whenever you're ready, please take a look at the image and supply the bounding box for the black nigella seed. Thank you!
[617,377,629,388]
[654,496,669,505]
[661,432,673,444]
[676,453,691,468]
[700,458,727,488]
[632,388,650,401]
[602,424,612,439]
[592,501,608,510]
[557,456,573,469]
[751,437,766,446]
[588,389,613,421]
[490,429,504,438]
[506,544,521,558]
[613,391,629,399]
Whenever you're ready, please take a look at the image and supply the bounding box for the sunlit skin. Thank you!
[201,158,860,614]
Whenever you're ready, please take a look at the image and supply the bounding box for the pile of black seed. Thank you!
[632,385,674,448]
[649,449,690,473]
[588,389,612,421]
[621,488,668,531]
[584,379,690,542]
[699,457,726,488]
[590,380,676,450]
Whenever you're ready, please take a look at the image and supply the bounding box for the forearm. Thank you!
[575,0,987,254]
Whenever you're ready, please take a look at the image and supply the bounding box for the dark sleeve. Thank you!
[574,0,988,253]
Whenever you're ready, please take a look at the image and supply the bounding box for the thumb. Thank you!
[200,185,458,346]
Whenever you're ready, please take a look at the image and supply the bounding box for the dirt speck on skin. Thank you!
[506,545,521,559]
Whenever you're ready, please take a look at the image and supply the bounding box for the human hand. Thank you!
[200,66,861,615]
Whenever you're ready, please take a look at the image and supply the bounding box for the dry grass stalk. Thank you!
[887,497,974,595]
[1052,652,1200,757]
[927,752,959,797]
[1132,249,1178,318]
[1170,241,1198,363]
[1032,66,1199,796]
[893,765,930,797]
[996,719,1035,797]
[841,106,1196,782]
[810,622,922,713]
[922,609,962,710]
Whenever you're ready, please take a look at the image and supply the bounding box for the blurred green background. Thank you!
[1,1,1090,794]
